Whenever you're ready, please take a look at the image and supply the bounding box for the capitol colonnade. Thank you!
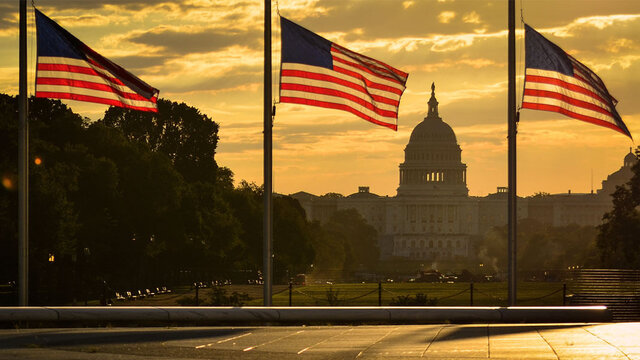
[291,84,631,262]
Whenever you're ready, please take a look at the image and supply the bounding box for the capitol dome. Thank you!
[397,83,468,197]
[409,116,457,144]
[624,149,637,168]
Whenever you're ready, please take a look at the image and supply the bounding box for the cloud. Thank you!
[462,11,481,24]
[126,26,262,54]
[50,14,127,27]
[542,14,640,38]
[605,38,636,53]
[402,1,415,9]
[438,11,457,24]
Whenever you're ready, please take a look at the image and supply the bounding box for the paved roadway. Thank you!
[0,323,639,359]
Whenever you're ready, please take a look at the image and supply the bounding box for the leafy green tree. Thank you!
[225,181,263,271]
[597,156,640,269]
[273,195,315,282]
[308,221,345,278]
[478,218,598,273]
[321,209,379,277]
[101,99,227,186]
[0,94,18,285]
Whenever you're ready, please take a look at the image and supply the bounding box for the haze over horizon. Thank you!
[0,0,638,197]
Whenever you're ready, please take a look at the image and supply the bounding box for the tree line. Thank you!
[0,95,379,304]
[476,153,640,274]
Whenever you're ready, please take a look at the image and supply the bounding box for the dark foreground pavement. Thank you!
[0,323,639,359]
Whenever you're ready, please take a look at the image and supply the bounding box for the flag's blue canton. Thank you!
[35,8,158,112]
[281,17,332,70]
[522,24,631,139]
[36,9,85,59]
[525,25,573,77]
[279,17,408,130]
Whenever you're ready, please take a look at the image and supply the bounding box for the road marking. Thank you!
[217,332,253,344]
[355,326,399,358]
[243,330,305,352]
[581,326,632,360]
[421,326,446,358]
[536,328,560,360]
[297,327,354,355]
[195,332,252,349]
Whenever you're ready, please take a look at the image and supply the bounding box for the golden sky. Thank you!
[0,0,639,197]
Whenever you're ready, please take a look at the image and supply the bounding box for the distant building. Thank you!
[290,84,636,261]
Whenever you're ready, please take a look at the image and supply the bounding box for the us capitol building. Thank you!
[290,84,635,261]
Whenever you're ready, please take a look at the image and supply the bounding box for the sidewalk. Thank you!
[0,323,638,359]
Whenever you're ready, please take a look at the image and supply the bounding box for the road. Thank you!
[0,323,639,359]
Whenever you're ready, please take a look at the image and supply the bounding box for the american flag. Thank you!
[35,8,159,112]
[279,17,408,131]
[522,24,631,138]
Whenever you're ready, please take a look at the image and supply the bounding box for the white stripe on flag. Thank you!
[330,51,406,92]
[37,70,139,96]
[280,75,398,112]
[37,84,157,108]
[280,89,398,123]
[281,63,402,102]
[524,81,613,114]
[525,68,607,102]
[332,46,408,83]
[522,95,618,125]
[39,56,125,87]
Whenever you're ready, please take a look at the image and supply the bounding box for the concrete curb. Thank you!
[0,306,611,323]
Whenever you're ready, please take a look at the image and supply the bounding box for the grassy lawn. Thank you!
[252,282,566,307]
[109,282,566,307]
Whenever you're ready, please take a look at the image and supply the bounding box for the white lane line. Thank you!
[355,326,400,358]
[194,332,252,349]
[581,326,631,360]
[217,332,253,344]
[421,326,446,358]
[297,327,354,355]
[243,330,305,352]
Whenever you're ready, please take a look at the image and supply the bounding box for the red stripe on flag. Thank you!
[38,63,127,87]
[36,91,158,112]
[331,50,405,85]
[523,89,613,117]
[331,44,408,79]
[281,69,400,106]
[281,96,397,130]
[525,75,610,106]
[37,77,156,102]
[333,65,404,95]
[280,82,398,118]
[521,102,626,136]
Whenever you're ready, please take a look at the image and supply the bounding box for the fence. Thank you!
[280,281,567,307]
[566,269,640,321]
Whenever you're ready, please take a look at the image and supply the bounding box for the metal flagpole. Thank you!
[263,0,273,306]
[507,0,517,306]
[18,0,29,306]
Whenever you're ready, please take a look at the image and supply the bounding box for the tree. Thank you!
[308,221,345,278]
[597,155,640,269]
[477,218,598,273]
[101,99,226,185]
[273,196,315,282]
[321,209,379,277]
[225,181,263,271]
[0,94,18,285]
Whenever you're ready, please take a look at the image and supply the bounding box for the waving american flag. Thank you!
[35,8,159,112]
[522,24,631,138]
[279,17,408,131]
